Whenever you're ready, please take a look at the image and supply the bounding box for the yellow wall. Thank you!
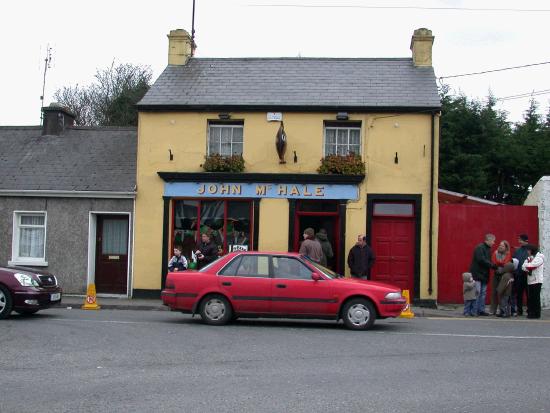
[134,111,439,300]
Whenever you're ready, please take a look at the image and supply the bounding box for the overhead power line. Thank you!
[246,4,550,12]
[439,61,550,80]
[497,89,550,102]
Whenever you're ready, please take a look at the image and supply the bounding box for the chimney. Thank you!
[167,29,193,66]
[410,28,434,67]
[42,103,76,136]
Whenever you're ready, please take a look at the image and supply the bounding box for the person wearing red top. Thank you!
[490,240,512,315]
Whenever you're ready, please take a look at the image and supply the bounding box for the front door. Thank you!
[293,200,340,272]
[95,215,129,294]
[370,203,415,292]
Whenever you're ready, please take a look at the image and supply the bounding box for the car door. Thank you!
[270,256,334,316]
[218,254,272,314]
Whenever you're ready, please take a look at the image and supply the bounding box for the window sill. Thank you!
[8,260,48,267]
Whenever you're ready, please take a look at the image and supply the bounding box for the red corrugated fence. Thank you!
[437,204,539,304]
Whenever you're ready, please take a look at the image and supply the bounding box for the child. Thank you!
[168,246,188,272]
[463,272,477,316]
[496,261,515,317]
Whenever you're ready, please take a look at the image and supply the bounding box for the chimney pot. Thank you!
[167,29,193,66]
[410,28,434,67]
[42,103,76,136]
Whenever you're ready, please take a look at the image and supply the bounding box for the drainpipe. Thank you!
[428,111,436,296]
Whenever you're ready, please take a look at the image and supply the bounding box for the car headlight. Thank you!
[385,291,402,300]
[14,273,40,287]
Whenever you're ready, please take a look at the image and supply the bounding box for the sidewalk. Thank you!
[58,295,549,318]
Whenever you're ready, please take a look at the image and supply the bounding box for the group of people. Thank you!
[168,232,219,272]
[464,233,545,319]
[171,226,379,281]
[299,229,376,279]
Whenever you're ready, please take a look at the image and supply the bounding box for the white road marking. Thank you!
[377,331,550,340]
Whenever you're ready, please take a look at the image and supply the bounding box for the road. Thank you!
[1,308,550,413]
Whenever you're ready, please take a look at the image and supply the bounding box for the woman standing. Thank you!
[490,240,511,316]
[522,244,545,319]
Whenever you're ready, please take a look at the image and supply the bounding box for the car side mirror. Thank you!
[311,272,322,281]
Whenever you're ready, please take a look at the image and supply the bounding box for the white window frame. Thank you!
[9,211,48,267]
[207,123,244,156]
[323,125,362,157]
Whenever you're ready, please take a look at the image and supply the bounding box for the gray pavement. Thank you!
[58,295,550,319]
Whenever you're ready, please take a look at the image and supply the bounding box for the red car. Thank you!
[162,251,406,330]
[0,266,62,319]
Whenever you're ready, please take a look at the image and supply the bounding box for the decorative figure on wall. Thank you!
[275,121,287,164]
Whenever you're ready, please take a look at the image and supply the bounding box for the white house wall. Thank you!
[524,176,550,308]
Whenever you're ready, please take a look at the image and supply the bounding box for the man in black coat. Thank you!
[469,233,496,316]
[194,233,219,269]
[347,234,376,280]
[512,234,530,316]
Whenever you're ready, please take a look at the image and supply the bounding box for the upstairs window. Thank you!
[208,122,244,156]
[324,122,361,156]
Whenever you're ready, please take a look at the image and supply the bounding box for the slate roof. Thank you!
[0,126,136,192]
[138,58,441,110]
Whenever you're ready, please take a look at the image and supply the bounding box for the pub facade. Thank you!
[133,28,441,304]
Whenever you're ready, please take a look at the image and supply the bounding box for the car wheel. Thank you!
[0,285,13,320]
[342,298,376,330]
[14,309,40,316]
[199,295,232,326]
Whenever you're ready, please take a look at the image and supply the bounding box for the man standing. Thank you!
[512,234,530,316]
[469,233,497,316]
[299,227,323,263]
[194,233,218,269]
[347,234,376,280]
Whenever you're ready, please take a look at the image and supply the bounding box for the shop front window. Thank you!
[173,199,252,261]
[226,201,251,252]
[173,200,199,263]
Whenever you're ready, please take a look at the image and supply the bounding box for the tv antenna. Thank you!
[191,0,197,55]
[40,45,53,125]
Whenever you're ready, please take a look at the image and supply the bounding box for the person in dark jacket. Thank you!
[194,233,218,269]
[347,234,376,280]
[496,261,515,317]
[512,234,530,316]
[316,228,334,267]
[469,233,497,316]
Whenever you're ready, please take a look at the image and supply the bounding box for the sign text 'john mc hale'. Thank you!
[197,184,325,197]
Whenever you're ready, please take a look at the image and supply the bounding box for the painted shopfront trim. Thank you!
[164,182,359,200]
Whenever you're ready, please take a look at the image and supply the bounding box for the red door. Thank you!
[95,215,129,294]
[371,217,415,292]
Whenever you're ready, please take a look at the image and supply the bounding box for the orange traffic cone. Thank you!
[82,283,101,310]
[399,289,415,318]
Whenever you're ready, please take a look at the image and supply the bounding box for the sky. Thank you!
[1,0,549,126]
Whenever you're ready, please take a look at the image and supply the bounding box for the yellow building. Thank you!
[133,28,441,305]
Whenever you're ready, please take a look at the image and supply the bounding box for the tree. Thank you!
[507,99,549,203]
[439,85,550,204]
[53,62,152,126]
[439,85,490,197]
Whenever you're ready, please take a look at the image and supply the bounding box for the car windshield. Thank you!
[198,256,224,272]
[302,256,339,279]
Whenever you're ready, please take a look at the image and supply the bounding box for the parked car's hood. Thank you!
[2,266,53,276]
[332,277,401,292]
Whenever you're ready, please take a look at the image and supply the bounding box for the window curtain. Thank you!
[19,215,45,258]
[102,219,128,255]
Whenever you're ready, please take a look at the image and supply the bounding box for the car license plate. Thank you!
[51,293,61,301]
